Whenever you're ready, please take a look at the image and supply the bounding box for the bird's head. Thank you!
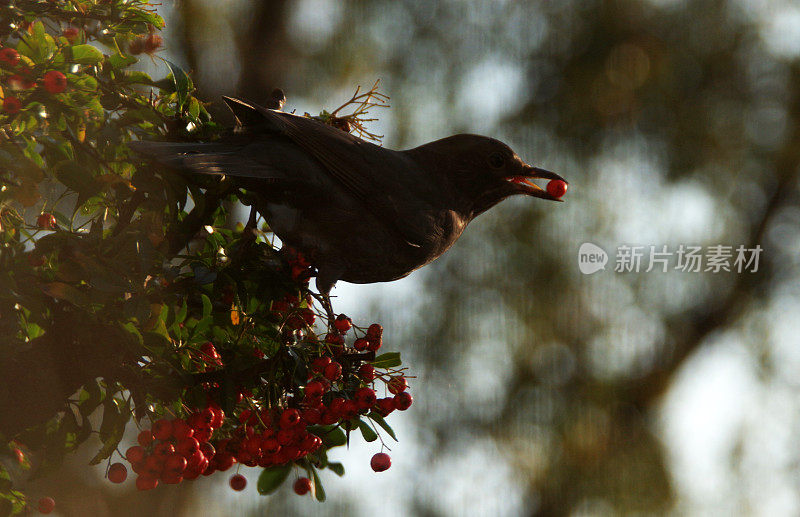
[410,134,567,217]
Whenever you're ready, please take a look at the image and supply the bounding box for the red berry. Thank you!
[311,356,331,372]
[152,418,173,441]
[357,364,375,381]
[394,391,413,410]
[261,437,280,454]
[126,445,146,464]
[229,473,247,491]
[305,380,325,399]
[37,497,55,514]
[323,362,342,381]
[293,477,312,495]
[194,426,213,442]
[200,342,222,366]
[63,27,80,44]
[199,441,216,460]
[334,314,352,333]
[546,179,568,198]
[176,437,200,458]
[164,453,187,473]
[215,452,236,471]
[354,338,369,351]
[243,437,262,455]
[355,387,377,409]
[370,452,391,472]
[320,409,339,425]
[137,430,154,446]
[388,376,407,395]
[142,455,163,477]
[301,408,321,425]
[42,71,67,94]
[207,404,225,428]
[2,96,22,115]
[300,434,322,453]
[325,332,344,346]
[153,441,175,457]
[0,48,19,66]
[367,336,382,352]
[276,428,296,446]
[36,213,57,230]
[376,398,395,416]
[108,462,127,483]
[329,397,346,418]
[367,323,383,338]
[136,475,158,491]
[301,308,316,326]
[341,400,359,420]
[186,449,206,469]
[171,419,194,440]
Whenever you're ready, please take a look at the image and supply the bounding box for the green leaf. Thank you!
[120,70,156,86]
[257,464,290,495]
[357,419,378,442]
[78,380,105,417]
[312,468,326,502]
[70,44,104,65]
[308,425,347,448]
[368,412,398,441]
[188,97,200,121]
[164,60,192,108]
[371,352,402,369]
[70,74,98,91]
[175,300,188,324]
[108,53,138,69]
[201,294,212,319]
[90,398,128,465]
[327,462,345,476]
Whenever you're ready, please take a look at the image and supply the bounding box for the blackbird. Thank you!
[131,96,566,300]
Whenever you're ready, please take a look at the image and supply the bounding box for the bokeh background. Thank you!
[31,0,800,515]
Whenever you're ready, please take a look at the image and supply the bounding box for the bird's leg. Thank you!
[321,294,335,326]
[244,207,258,240]
[315,266,342,328]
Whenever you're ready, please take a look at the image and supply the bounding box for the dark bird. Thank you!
[131,97,567,304]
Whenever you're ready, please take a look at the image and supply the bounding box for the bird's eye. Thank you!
[488,152,505,169]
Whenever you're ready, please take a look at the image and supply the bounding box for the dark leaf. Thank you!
[257,464,290,495]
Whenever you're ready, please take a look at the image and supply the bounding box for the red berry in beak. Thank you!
[546,179,568,199]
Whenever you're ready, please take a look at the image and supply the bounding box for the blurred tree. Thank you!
[35,0,800,515]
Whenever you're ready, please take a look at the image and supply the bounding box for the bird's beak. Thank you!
[507,166,568,201]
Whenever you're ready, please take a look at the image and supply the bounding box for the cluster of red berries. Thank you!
[1,43,70,116]
[124,404,229,490]
[106,286,412,494]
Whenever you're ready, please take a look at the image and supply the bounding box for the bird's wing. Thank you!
[222,97,424,248]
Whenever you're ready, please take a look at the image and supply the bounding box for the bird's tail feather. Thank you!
[128,141,279,179]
